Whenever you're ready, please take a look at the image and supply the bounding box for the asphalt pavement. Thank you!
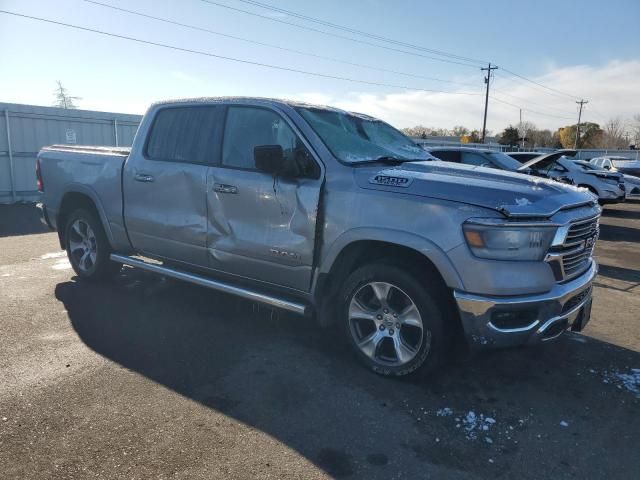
[0,201,639,479]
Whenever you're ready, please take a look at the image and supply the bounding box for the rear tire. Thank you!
[64,208,120,281]
[339,264,447,377]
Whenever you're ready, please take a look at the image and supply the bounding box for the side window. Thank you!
[462,152,490,167]
[222,106,318,177]
[431,150,461,163]
[146,107,218,163]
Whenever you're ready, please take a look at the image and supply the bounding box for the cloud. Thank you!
[286,60,640,133]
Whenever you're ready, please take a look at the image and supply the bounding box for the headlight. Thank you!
[463,219,556,261]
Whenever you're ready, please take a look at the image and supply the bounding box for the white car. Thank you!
[590,156,640,197]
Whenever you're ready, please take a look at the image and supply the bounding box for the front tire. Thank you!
[340,264,447,377]
[64,208,120,281]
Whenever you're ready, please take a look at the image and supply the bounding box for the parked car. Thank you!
[427,147,525,171]
[590,156,640,177]
[516,152,626,204]
[37,98,599,377]
[572,160,640,198]
[427,148,624,203]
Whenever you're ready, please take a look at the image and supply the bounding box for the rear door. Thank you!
[206,105,323,292]
[123,105,222,267]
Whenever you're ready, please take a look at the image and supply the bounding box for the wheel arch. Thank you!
[312,229,464,327]
[57,186,114,249]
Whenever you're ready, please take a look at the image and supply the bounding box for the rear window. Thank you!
[146,107,219,163]
[430,150,461,163]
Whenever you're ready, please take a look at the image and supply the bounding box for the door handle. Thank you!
[134,173,155,183]
[213,183,238,194]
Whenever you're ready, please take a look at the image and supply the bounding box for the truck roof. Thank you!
[150,96,376,120]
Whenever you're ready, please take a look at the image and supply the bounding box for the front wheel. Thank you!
[340,264,447,377]
[65,208,120,281]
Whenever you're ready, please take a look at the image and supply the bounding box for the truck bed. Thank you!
[38,144,130,250]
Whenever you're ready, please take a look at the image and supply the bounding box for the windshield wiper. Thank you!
[355,156,417,165]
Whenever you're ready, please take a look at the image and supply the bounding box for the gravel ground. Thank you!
[0,201,639,479]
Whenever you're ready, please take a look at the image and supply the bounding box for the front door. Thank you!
[123,105,221,267]
[206,105,322,292]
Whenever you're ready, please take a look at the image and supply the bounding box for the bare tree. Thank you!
[602,117,627,149]
[53,81,81,109]
[516,121,536,148]
[632,114,640,147]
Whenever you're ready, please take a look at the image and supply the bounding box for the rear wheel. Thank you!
[65,208,120,281]
[340,264,447,377]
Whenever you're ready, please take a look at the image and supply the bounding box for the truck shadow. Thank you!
[602,207,640,221]
[0,204,50,237]
[54,268,640,479]
[597,223,640,243]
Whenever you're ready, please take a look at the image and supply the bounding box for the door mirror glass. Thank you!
[604,164,611,170]
[255,144,296,177]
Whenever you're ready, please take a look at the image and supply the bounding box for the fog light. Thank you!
[490,309,538,330]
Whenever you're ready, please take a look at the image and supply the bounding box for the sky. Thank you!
[1,0,639,134]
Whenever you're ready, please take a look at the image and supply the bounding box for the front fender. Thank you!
[317,227,465,290]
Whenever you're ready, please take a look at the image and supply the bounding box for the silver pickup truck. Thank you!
[37,97,600,377]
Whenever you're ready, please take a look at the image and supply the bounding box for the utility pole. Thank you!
[519,109,525,149]
[574,99,588,149]
[481,63,498,143]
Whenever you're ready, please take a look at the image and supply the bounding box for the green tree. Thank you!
[498,126,519,146]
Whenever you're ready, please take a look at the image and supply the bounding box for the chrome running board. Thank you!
[110,254,308,315]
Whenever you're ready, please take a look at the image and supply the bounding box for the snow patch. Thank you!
[436,407,453,417]
[604,368,640,398]
[560,421,569,427]
[41,251,66,260]
[461,411,496,440]
[51,259,71,270]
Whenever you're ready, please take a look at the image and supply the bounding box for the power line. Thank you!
[219,1,584,104]
[232,0,488,66]
[497,68,581,101]
[491,86,578,116]
[0,9,483,97]
[84,0,478,88]
[199,0,482,68]
[489,95,576,121]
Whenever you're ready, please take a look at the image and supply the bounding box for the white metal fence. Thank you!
[0,102,142,203]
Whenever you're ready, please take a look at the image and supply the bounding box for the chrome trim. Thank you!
[110,254,308,315]
[536,292,591,340]
[487,319,540,334]
[465,218,560,228]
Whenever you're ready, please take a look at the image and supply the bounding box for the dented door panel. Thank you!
[206,168,320,291]
[123,159,209,266]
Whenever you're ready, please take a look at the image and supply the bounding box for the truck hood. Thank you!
[355,160,596,218]
[516,150,577,171]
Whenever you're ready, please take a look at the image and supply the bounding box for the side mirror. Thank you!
[604,165,611,170]
[255,144,286,175]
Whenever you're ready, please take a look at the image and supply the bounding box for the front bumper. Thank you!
[454,260,596,348]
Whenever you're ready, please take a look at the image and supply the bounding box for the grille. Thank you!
[547,215,599,281]
[562,247,594,278]
[564,217,599,245]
